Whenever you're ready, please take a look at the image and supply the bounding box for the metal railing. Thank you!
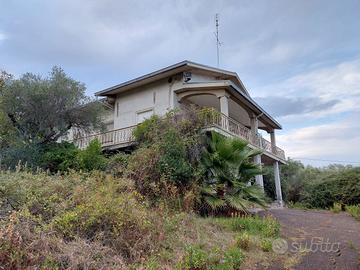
[72,126,136,149]
[71,110,286,160]
[202,112,286,160]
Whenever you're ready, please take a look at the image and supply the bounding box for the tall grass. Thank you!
[213,216,280,238]
[346,205,360,220]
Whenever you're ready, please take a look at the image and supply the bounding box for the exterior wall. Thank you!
[111,70,246,129]
[190,72,217,83]
[113,78,182,129]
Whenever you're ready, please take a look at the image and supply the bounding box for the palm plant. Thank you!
[199,131,266,215]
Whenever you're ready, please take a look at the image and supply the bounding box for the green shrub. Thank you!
[177,245,209,270]
[302,167,360,209]
[0,171,165,267]
[260,239,272,252]
[40,142,80,172]
[330,202,342,213]
[226,216,280,238]
[236,232,251,250]
[346,205,360,220]
[106,152,129,176]
[145,257,159,270]
[78,139,107,171]
[127,110,202,204]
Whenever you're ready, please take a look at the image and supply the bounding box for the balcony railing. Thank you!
[72,125,136,149]
[202,112,286,160]
[72,112,285,160]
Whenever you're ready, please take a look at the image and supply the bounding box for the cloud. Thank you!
[0,32,7,42]
[255,96,339,117]
[253,59,360,120]
[277,113,360,164]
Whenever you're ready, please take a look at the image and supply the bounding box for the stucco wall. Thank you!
[113,78,182,129]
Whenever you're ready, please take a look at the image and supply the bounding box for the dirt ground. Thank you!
[268,208,360,270]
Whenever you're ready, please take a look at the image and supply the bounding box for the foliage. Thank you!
[264,159,360,211]
[199,131,266,215]
[0,171,165,268]
[178,245,208,270]
[301,167,360,208]
[106,152,129,177]
[346,205,360,220]
[260,239,272,252]
[330,202,342,213]
[0,67,104,145]
[77,139,107,171]
[176,245,244,270]
[128,110,203,204]
[236,232,251,250]
[40,142,80,172]
[214,216,280,238]
[263,159,305,202]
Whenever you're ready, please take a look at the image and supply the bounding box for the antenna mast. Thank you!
[215,13,221,67]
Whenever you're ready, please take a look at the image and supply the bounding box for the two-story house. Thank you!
[73,61,286,205]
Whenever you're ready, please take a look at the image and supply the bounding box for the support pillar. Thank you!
[254,155,264,188]
[270,130,276,154]
[219,95,229,130]
[274,161,283,206]
[250,115,258,145]
[249,114,263,189]
[219,95,229,117]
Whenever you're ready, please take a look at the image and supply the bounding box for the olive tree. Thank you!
[0,67,104,145]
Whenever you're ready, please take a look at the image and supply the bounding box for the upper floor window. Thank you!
[136,109,154,124]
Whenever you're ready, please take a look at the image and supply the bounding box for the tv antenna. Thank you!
[214,13,222,67]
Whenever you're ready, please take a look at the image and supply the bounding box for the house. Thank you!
[73,61,286,205]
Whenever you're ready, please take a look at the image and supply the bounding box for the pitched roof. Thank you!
[95,60,249,96]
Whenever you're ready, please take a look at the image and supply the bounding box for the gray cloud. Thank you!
[254,96,339,117]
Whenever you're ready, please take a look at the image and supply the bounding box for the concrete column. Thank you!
[219,95,229,116]
[250,114,264,190]
[219,95,229,130]
[254,155,264,188]
[250,115,258,143]
[274,161,283,206]
[270,130,276,154]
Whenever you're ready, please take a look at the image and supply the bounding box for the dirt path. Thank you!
[269,208,360,270]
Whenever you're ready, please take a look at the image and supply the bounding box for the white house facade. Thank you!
[72,61,286,205]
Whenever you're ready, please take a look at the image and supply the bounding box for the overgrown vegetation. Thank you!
[346,205,360,220]
[0,170,293,269]
[0,67,104,169]
[264,160,360,212]
[0,106,283,269]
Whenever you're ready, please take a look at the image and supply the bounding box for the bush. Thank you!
[221,247,243,270]
[128,110,202,204]
[40,142,80,172]
[178,245,209,270]
[236,232,251,250]
[106,152,129,177]
[227,216,279,238]
[260,239,272,252]
[302,167,360,208]
[0,171,165,268]
[346,205,360,220]
[78,139,107,171]
[330,202,342,213]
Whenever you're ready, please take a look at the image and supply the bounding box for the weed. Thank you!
[330,202,342,213]
[346,205,360,220]
[260,239,272,252]
[236,232,251,251]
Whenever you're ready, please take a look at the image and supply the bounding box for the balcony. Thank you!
[201,112,286,160]
[72,125,136,150]
[72,113,285,160]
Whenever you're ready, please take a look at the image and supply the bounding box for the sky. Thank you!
[1,0,360,167]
